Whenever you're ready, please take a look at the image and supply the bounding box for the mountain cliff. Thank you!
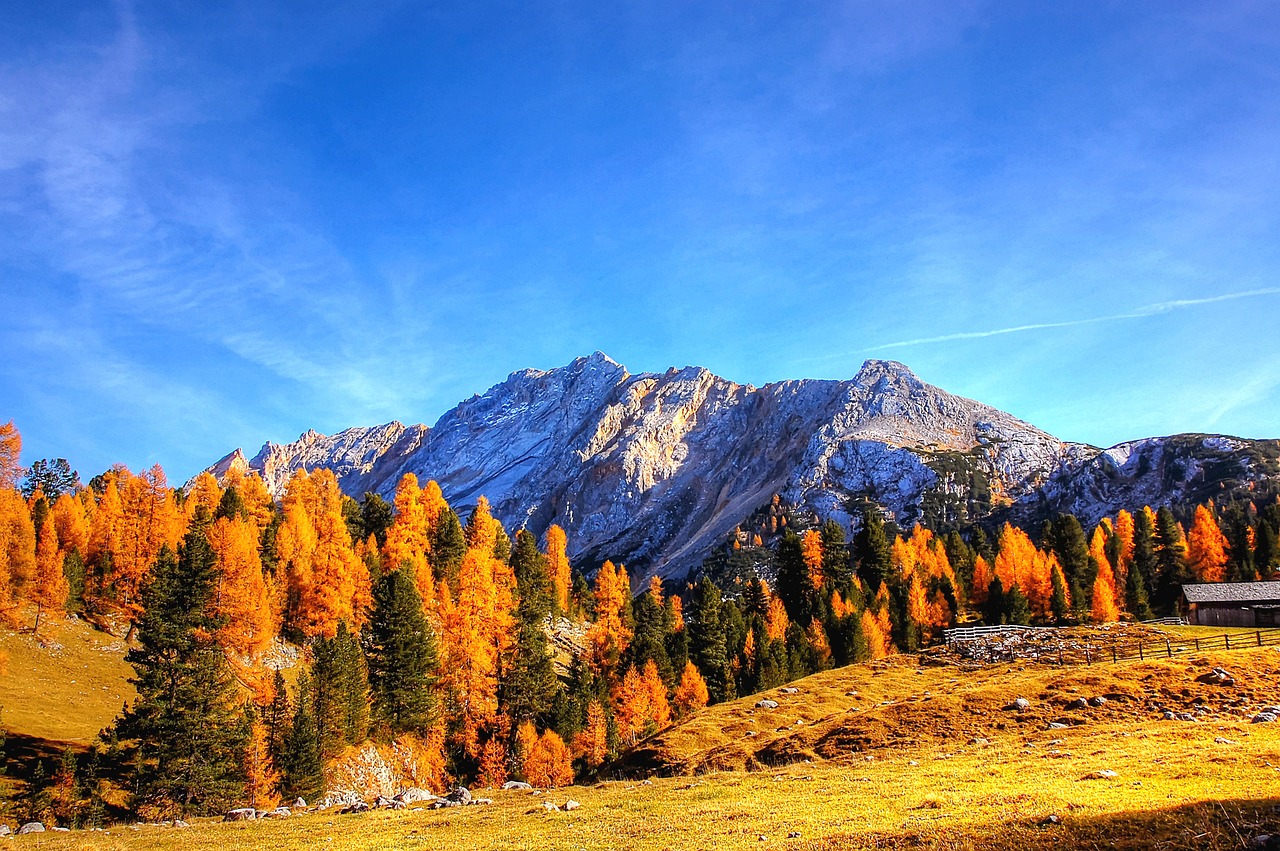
[197,354,1280,583]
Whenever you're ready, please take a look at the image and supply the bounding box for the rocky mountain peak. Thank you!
[197,354,1280,584]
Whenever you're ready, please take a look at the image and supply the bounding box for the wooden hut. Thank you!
[1180,581,1280,627]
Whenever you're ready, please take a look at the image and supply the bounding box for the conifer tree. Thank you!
[1049,560,1071,624]
[360,492,394,549]
[1124,547,1153,621]
[506,532,559,727]
[820,519,852,591]
[688,578,731,703]
[367,568,438,735]
[775,530,811,623]
[312,622,369,755]
[430,507,466,583]
[854,507,893,591]
[279,672,323,802]
[1220,504,1257,581]
[1132,507,1158,602]
[265,668,292,766]
[116,510,248,815]
[1153,507,1192,615]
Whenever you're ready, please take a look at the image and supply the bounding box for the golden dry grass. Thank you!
[0,613,134,746]
[6,635,1280,850]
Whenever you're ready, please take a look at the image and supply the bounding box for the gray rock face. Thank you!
[223,809,256,822]
[17,822,45,834]
[198,354,1280,582]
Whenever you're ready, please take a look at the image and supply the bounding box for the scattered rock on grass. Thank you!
[1065,698,1088,711]
[17,823,45,834]
[757,699,779,709]
[780,687,799,694]
[1083,770,1117,780]
[224,809,257,822]
[502,781,533,791]
[396,788,437,804]
[564,799,580,811]
[1004,698,1031,712]
[1089,696,1108,707]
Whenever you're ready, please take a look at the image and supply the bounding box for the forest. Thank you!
[1,418,1279,825]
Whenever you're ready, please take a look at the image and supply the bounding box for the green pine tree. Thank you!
[688,578,732,703]
[775,531,812,623]
[505,532,559,726]
[360,492,394,548]
[311,622,369,756]
[367,568,438,735]
[115,509,248,816]
[1003,585,1032,626]
[820,519,852,591]
[1132,509,1159,601]
[1153,507,1193,616]
[430,508,466,583]
[280,672,324,802]
[854,508,893,592]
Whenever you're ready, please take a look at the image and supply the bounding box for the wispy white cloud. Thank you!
[866,288,1280,352]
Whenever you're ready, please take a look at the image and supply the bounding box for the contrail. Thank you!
[868,288,1280,352]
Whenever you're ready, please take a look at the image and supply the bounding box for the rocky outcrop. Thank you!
[199,354,1280,583]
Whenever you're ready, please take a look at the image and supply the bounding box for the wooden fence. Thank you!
[948,627,1280,666]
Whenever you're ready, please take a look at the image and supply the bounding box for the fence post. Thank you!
[1138,643,1144,661]
[1058,649,1064,666]
[1112,646,1117,663]
[1166,639,1172,658]
[1085,646,1092,665]
[1258,631,1263,647]
[1225,634,1231,650]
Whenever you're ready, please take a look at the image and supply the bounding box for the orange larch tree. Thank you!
[524,730,574,788]
[243,715,281,810]
[1090,559,1120,623]
[801,529,825,590]
[764,594,789,642]
[1186,504,1228,583]
[50,494,89,560]
[586,560,632,675]
[673,660,709,717]
[859,608,889,659]
[0,488,36,616]
[611,664,648,745]
[544,524,572,616]
[1112,509,1136,585]
[209,516,274,656]
[441,547,502,756]
[277,469,370,638]
[0,421,20,489]
[32,518,68,635]
[640,658,671,730]
[384,474,431,581]
[185,472,224,521]
[572,699,609,767]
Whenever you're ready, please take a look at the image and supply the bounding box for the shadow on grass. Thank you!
[802,797,1280,850]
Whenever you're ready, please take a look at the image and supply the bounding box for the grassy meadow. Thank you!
[3,619,1280,849]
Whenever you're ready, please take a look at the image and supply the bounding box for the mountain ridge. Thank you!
[196,354,1280,583]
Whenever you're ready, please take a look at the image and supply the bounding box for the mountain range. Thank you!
[199,353,1280,583]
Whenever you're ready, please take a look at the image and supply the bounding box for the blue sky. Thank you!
[3,0,1279,482]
